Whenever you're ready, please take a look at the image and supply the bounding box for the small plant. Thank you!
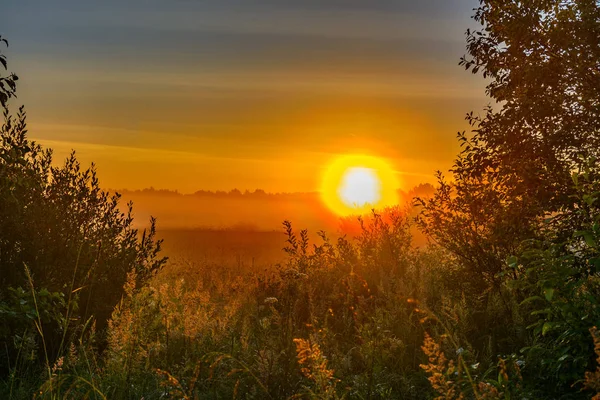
[420,331,524,400]
[293,336,339,399]
[584,326,600,399]
[420,332,464,400]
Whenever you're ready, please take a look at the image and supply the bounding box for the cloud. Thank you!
[4,0,484,192]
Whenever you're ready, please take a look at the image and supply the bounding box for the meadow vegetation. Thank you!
[2,0,600,398]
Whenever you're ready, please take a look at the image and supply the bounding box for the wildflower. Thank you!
[51,356,64,375]
[68,342,78,366]
[420,333,464,400]
[498,358,509,382]
[478,382,501,399]
[294,337,339,398]
[584,326,600,397]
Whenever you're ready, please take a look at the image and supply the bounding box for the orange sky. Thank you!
[4,0,487,193]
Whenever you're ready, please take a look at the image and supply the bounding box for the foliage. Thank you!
[584,326,600,399]
[418,0,600,291]
[0,36,166,398]
[0,284,67,397]
[498,166,600,396]
[293,336,340,399]
[420,332,465,400]
[0,35,17,108]
[0,35,166,322]
[92,211,441,399]
[417,2,600,397]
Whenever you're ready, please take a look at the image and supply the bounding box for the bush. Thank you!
[0,36,166,397]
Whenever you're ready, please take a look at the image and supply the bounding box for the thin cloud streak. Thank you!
[4,0,485,192]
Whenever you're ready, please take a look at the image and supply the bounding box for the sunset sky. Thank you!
[3,0,486,193]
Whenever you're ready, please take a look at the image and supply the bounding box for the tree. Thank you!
[512,166,600,396]
[418,0,600,290]
[0,35,17,108]
[0,36,167,339]
[417,2,600,395]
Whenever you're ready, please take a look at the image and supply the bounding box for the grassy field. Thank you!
[6,205,599,399]
[158,228,287,270]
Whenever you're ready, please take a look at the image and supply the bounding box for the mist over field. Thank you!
[120,185,434,271]
[119,185,434,231]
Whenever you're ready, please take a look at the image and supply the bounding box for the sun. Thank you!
[338,167,381,207]
[321,154,400,216]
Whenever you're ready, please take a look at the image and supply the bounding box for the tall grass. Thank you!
[3,208,600,398]
[3,258,106,400]
[87,209,446,398]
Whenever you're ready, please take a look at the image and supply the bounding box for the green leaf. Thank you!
[506,256,518,268]
[558,354,571,362]
[531,309,551,316]
[583,194,596,206]
[574,230,596,247]
[520,296,543,306]
[544,288,555,302]
[542,322,556,336]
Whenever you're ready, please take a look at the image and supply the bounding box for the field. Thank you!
[120,212,450,399]
[158,228,287,269]
[4,202,600,399]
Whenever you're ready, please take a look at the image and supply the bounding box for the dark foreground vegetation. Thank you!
[2,1,600,398]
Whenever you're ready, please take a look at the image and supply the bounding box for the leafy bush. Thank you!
[501,165,600,397]
[0,36,166,398]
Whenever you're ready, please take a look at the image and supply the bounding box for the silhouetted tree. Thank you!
[0,37,167,333]
[418,0,600,291]
[0,36,17,108]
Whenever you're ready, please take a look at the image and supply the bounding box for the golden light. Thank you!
[321,154,400,216]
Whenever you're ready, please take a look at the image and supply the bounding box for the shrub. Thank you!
[0,36,166,397]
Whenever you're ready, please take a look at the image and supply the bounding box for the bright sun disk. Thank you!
[338,167,381,207]
[321,154,400,216]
